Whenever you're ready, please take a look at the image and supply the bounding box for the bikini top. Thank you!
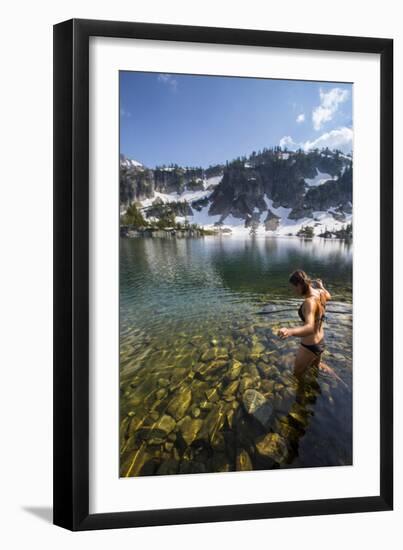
[298,297,326,324]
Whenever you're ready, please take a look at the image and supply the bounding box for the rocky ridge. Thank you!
[120,146,353,236]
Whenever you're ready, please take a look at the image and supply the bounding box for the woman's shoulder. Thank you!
[305,291,324,310]
[310,287,326,301]
[304,295,317,307]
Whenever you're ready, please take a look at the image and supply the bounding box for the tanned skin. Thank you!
[278,279,338,380]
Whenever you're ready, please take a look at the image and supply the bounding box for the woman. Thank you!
[278,270,331,378]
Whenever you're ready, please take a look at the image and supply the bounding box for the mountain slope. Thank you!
[120,147,352,236]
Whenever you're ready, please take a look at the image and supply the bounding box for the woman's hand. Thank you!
[316,278,331,301]
[316,278,324,289]
[278,327,292,339]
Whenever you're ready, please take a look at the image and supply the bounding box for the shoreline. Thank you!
[120,226,352,242]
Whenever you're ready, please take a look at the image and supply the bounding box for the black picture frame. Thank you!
[53,18,393,531]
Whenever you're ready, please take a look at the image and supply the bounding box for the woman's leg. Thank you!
[318,360,349,388]
[293,344,318,379]
[318,361,333,374]
[294,345,320,408]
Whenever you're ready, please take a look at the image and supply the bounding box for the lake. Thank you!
[119,235,352,477]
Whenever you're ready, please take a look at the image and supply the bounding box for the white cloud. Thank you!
[279,126,353,153]
[296,113,305,123]
[302,127,353,152]
[312,87,349,130]
[279,135,297,149]
[157,73,178,92]
[120,107,131,118]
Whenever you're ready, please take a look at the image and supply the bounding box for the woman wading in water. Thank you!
[278,270,333,379]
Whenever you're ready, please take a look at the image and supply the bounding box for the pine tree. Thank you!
[121,203,147,228]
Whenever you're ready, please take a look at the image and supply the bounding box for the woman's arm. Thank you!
[316,278,331,301]
[278,298,316,339]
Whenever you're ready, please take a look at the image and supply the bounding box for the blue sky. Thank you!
[120,71,352,169]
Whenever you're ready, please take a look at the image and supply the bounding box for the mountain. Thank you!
[120,147,352,236]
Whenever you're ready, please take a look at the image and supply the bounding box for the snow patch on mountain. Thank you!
[205,175,223,189]
[121,157,143,169]
[263,196,293,221]
[187,204,221,226]
[138,174,223,209]
[222,210,351,237]
[140,188,212,208]
[304,169,336,187]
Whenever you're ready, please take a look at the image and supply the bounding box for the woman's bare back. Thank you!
[299,289,326,345]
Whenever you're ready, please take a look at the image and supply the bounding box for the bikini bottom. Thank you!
[300,338,325,357]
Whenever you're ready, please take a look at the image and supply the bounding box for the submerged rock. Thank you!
[179,460,207,474]
[156,388,168,400]
[211,432,226,451]
[167,388,192,421]
[236,448,253,471]
[288,404,310,428]
[255,432,288,464]
[226,360,243,381]
[147,436,165,445]
[176,415,203,446]
[210,452,231,472]
[171,367,187,383]
[156,459,179,475]
[120,443,150,477]
[222,380,240,400]
[156,414,176,435]
[250,342,266,359]
[126,377,156,407]
[226,408,236,429]
[264,365,281,379]
[245,364,260,379]
[150,411,160,422]
[239,376,254,393]
[199,404,226,442]
[242,389,274,429]
[216,347,229,360]
[256,362,272,378]
[260,379,275,394]
[191,406,201,418]
[289,411,309,428]
[273,394,294,414]
[201,348,217,362]
[205,387,221,402]
[198,399,212,410]
[194,360,227,379]
[274,419,300,442]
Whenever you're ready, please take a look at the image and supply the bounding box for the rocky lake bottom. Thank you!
[120,299,352,477]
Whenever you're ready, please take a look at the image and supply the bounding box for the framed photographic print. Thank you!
[53,18,393,530]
